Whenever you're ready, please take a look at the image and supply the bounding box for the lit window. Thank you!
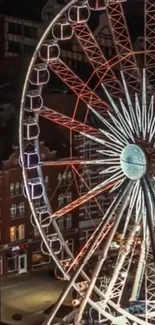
[10,204,17,218]
[10,226,16,241]
[65,214,72,229]
[58,194,64,207]
[66,192,72,203]
[10,183,14,196]
[32,251,51,267]
[18,202,25,215]
[68,171,72,180]
[58,173,62,182]
[18,224,25,240]
[15,182,20,195]
[57,217,63,230]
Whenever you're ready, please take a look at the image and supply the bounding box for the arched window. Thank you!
[62,172,67,183]
[10,204,16,218]
[68,171,72,181]
[65,214,72,229]
[57,217,63,230]
[44,176,49,187]
[15,182,20,195]
[18,202,25,215]
[66,192,72,203]
[58,173,62,183]
[10,183,14,196]
[66,239,74,254]
[58,194,64,207]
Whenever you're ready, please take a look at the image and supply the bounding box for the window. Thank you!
[68,171,72,181]
[57,217,63,230]
[8,22,22,35]
[66,192,72,203]
[65,214,72,229]
[58,194,64,207]
[32,251,51,267]
[85,142,91,159]
[15,182,20,195]
[62,172,67,183]
[23,44,33,54]
[34,227,39,237]
[61,239,74,260]
[98,197,104,216]
[58,173,62,182]
[10,226,16,241]
[18,202,25,216]
[18,224,25,240]
[10,204,17,218]
[0,257,3,275]
[10,183,14,196]
[10,225,25,242]
[8,255,17,272]
[34,199,44,208]
[44,176,49,187]
[24,25,37,39]
[8,41,22,54]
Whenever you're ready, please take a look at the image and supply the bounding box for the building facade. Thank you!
[0,143,78,276]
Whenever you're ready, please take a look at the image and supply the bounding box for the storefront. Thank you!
[7,245,27,274]
[32,250,51,268]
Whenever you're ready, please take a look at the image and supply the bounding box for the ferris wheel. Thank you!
[19,0,155,324]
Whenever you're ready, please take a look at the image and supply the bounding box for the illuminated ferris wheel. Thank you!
[19,0,155,324]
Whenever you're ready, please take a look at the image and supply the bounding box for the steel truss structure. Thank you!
[19,0,155,324]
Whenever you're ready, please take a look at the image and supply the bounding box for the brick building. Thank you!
[0,142,79,276]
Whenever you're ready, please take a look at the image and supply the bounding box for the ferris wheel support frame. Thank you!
[144,0,155,86]
[106,1,141,94]
[72,22,123,98]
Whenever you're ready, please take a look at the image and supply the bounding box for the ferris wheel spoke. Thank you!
[141,177,155,265]
[120,71,140,137]
[102,225,140,309]
[89,105,129,145]
[48,180,133,324]
[120,181,141,241]
[144,0,155,86]
[51,178,117,219]
[101,83,135,142]
[72,22,123,98]
[80,131,123,153]
[41,158,120,167]
[75,181,134,325]
[48,59,110,116]
[38,106,99,136]
[106,1,141,94]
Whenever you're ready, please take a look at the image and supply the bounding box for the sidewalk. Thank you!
[1,270,71,325]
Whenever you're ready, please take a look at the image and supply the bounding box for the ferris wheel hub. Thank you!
[120,144,147,180]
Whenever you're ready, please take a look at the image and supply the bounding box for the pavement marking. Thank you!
[2,284,18,290]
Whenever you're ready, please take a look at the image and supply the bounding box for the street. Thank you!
[1,270,72,325]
